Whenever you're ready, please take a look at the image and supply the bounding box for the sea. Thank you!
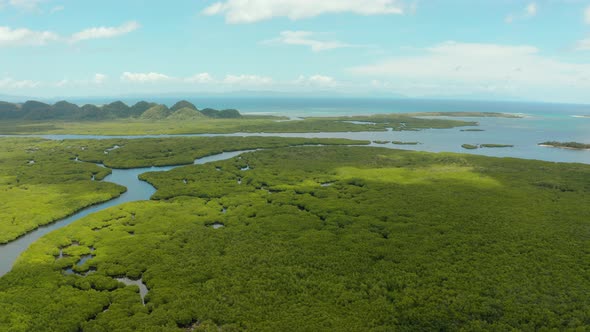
[140,97,590,164]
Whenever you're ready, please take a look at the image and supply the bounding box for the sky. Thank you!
[1,0,590,104]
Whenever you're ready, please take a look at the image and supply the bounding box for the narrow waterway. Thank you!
[0,150,255,277]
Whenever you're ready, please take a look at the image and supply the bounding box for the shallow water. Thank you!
[116,277,148,305]
[1,115,587,164]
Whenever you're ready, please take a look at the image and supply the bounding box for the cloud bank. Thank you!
[203,0,403,23]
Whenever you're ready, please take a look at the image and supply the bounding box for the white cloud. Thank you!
[350,41,590,97]
[49,5,64,14]
[526,3,537,16]
[94,73,107,84]
[203,0,403,24]
[585,5,590,24]
[0,26,59,46]
[505,2,537,23]
[576,38,590,50]
[70,21,139,43]
[294,74,338,87]
[223,74,273,85]
[54,79,69,87]
[185,72,214,83]
[0,78,40,88]
[265,31,353,52]
[3,0,44,11]
[121,72,171,83]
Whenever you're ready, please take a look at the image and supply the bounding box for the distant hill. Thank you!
[140,104,171,120]
[170,100,198,112]
[0,99,242,121]
[168,107,205,120]
[200,108,242,119]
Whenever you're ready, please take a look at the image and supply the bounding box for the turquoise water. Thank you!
[126,97,590,117]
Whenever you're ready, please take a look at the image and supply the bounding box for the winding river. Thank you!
[1,115,589,276]
[0,150,253,277]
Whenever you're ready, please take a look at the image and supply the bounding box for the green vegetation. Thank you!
[407,112,522,118]
[391,141,420,145]
[168,108,205,120]
[372,140,389,144]
[140,105,171,120]
[539,141,590,150]
[200,108,242,119]
[462,144,514,150]
[0,114,477,135]
[1,146,589,331]
[72,136,370,169]
[0,138,125,243]
[318,113,478,131]
[461,144,479,149]
[0,137,368,242]
[0,100,241,121]
[170,100,198,112]
[480,144,514,148]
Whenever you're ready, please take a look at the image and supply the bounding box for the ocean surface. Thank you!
[65,97,590,164]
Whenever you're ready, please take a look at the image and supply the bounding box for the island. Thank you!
[480,144,514,148]
[539,141,590,150]
[392,141,420,145]
[406,112,522,118]
[462,143,514,150]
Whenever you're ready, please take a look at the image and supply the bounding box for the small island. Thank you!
[539,141,590,150]
[480,144,514,148]
[373,140,390,144]
[460,129,485,132]
[408,112,522,118]
[462,143,514,150]
[392,141,420,145]
[462,144,479,150]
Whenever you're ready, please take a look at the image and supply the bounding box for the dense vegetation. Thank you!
[0,137,366,243]
[0,138,125,243]
[540,141,590,150]
[0,100,241,121]
[1,145,588,331]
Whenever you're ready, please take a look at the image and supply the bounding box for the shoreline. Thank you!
[538,144,590,151]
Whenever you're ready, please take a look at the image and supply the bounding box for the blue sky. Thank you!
[1,0,590,103]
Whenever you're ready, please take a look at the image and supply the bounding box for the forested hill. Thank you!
[0,100,242,121]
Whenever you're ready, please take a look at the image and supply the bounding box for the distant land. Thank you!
[539,141,590,150]
[0,100,241,121]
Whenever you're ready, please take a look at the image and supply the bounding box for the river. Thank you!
[0,150,254,277]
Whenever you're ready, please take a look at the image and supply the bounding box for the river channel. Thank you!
[0,150,252,276]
